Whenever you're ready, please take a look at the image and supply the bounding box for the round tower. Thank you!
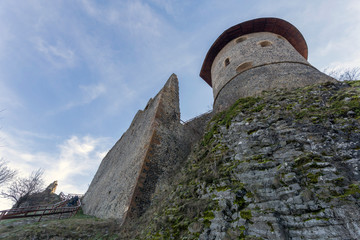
[200,18,336,112]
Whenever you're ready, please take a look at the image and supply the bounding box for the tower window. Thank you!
[224,58,230,67]
[235,37,247,43]
[258,40,272,47]
[236,62,252,73]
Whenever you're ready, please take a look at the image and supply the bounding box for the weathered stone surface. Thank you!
[183,111,214,144]
[211,32,309,97]
[82,74,193,224]
[16,181,61,208]
[46,180,58,194]
[200,18,309,85]
[214,62,336,112]
[126,81,360,240]
[211,32,336,111]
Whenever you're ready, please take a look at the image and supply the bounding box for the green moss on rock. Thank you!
[240,210,252,220]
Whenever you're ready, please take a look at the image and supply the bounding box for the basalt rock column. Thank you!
[200,18,336,111]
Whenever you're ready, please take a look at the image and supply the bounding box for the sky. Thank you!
[0,0,359,209]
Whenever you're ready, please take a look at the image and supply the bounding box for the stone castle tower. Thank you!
[82,17,336,226]
[200,18,335,111]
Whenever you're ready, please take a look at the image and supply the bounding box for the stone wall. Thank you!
[183,111,213,144]
[211,32,309,99]
[210,32,336,111]
[214,62,336,111]
[82,74,193,224]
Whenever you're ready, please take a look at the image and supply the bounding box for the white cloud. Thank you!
[0,21,15,61]
[70,31,138,114]
[34,38,76,68]
[80,84,106,104]
[149,0,176,15]
[126,1,162,37]
[81,0,163,38]
[0,81,22,110]
[80,0,98,18]
[10,129,58,141]
[0,129,111,209]
[63,83,107,111]
[45,136,109,192]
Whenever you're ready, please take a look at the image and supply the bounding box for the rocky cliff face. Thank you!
[16,181,61,208]
[121,81,360,239]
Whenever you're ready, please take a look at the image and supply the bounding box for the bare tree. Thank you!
[1,168,44,208]
[324,67,360,81]
[339,67,360,81]
[0,158,17,186]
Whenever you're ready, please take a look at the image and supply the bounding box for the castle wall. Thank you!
[183,111,213,144]
[211,32,335,111]
[82,74,192,224]
[214,63,336,111]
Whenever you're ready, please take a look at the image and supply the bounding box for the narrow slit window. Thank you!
[224,58,230,67]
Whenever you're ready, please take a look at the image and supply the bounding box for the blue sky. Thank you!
[0,0,359,209]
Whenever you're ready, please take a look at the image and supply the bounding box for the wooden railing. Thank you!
[0,197,81,222]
